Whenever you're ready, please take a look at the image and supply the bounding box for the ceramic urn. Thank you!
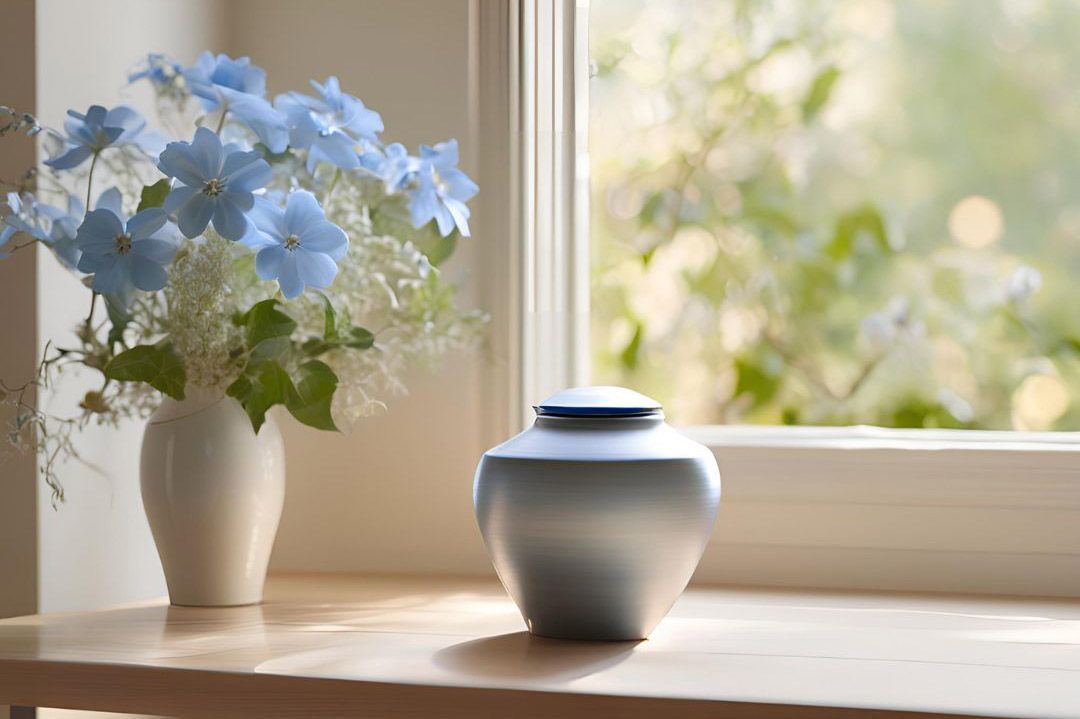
[473,386,721,640]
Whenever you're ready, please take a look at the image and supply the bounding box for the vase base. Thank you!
[169,598,264,608]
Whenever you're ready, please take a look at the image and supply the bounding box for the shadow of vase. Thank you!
[433,631,641,682]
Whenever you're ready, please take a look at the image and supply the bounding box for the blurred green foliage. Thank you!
[590,0,1080,429]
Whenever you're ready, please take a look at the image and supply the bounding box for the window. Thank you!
[496,0,1080,596]
[588,0,1080,431]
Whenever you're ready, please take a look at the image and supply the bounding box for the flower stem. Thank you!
[85,292,98,329]
[215,105,229,134]
[85,152,99,212]
[324,168,342,204]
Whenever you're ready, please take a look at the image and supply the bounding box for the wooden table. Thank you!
[0,573,1077,718]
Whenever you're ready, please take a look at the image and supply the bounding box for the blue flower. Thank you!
[128,53,183,88]
[275,76,383,172]
[1,192,51,251]
[1,191,83,268]
[407,139,478,237]
[39,193,89,270]
[243,191,348,300]
[367,142,419,189]
[183,52,288,152]
[44,105,153,170]
[75,206,178,296]
[159,127,272,241]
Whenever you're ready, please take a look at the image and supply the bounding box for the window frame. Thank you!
[474,0,1080,596]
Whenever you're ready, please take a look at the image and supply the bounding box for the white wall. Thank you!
[35,0,228,613]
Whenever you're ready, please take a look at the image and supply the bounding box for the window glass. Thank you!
[589,0,1080,429]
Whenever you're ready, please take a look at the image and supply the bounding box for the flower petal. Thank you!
[130,255,168,291]
[444,168,479,202]
[90,255,132,295]
[245,196,287,240]
[95,187,124,215]
[444,198,471,237]
[126,208,167,241]
[255,244,288,280]
[176,192,215,238]
[44,144,93,170]
[221,152,272,192]
[162,185,199,216]
[293,247,338,288]
[298,221,348,259]
[158,142,209,187]
[130,237,177,264]
[283,190,325,236]
[408,186,440,228]
[309,132,360,171]
[189,126,225,178]
[228,94,289,153]
[432,202,455,237]
[277,254,304,299]
[76,208,125,245]
[211,197,249,241]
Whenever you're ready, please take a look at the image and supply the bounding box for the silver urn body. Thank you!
[473,387,721,640]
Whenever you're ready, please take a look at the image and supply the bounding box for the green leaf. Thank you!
[104,344,186,400]
[103,293,131,346]
[319,294,337,340]
[734,355,781,406]
[301,338,334,357]
[226,361,292,433]
[371,207,459,265]
[240,299,297,348]
[248,336,292,365]
[826,204,889,259]
[619,322,644,370]
[286,360,339,431]
[424,232,457,266]
[802,66,840,121]
[253,142,293,164]
[343,326,375,349]
[136,179,171,212]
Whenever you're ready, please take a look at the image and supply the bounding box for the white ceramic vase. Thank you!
[140,389,285,607]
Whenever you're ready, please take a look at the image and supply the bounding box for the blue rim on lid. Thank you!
[535,386,662,418]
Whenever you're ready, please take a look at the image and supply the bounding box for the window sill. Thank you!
[680,425,1080,597]
[0,573,1075,719]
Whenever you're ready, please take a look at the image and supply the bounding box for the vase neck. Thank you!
[151,386,227,425]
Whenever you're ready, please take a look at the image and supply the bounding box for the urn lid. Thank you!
[535,386,662,418]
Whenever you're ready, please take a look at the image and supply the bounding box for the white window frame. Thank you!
[471,0,1080,597]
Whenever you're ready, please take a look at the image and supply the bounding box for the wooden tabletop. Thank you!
[0,573,1077,719]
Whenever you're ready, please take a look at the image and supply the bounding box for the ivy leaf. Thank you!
[301,338,334,357]
[802,66,840,121]
[136,179,171,212]
[240,299,297,348]
[343,326,375,349]
[286,360,339,431]
[226,361,292,433]
[248,336,292,365]
[104,343,186,400]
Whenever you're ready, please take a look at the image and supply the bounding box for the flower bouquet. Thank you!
[1,52,483,605]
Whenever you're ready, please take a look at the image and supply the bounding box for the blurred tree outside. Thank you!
[590,0,1080,429]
